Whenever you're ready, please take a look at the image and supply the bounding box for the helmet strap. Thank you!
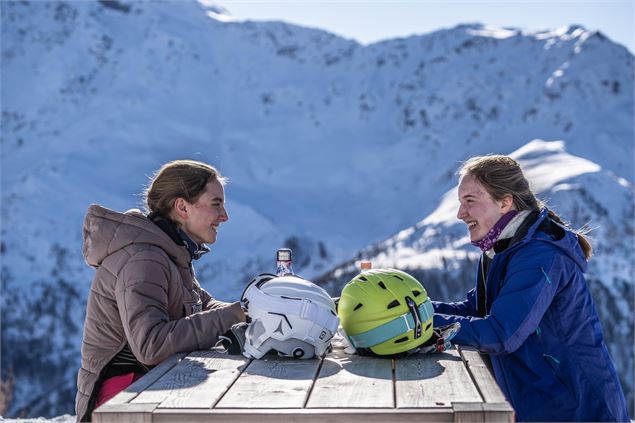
[405,296,422,339]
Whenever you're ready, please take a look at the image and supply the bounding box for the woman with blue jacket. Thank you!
[433,155,629,422]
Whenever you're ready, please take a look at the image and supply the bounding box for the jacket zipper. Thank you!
[480,258,487,316]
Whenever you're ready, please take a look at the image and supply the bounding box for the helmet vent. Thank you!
[387,299,400,309]
[425,322,432,331]
[353,303,363,311]
[359,276,368,282]
[281,295,302,301]
[378,281,387,290]
[412,290,421,297]
[393,275,404,281]
[394,336,409,343]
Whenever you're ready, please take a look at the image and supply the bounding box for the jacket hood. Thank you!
[83,204,191,268]
[518,209,588,272]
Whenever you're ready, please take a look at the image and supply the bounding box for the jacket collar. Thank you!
[148,213,210,261]
[485,210,533,258]
[488,209,544,258]
[176,228,210,260]
[490,208,587,272]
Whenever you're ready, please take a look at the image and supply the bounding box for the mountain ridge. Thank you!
[1,0,632,417]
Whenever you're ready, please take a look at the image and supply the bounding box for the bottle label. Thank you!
[276,261,293,276]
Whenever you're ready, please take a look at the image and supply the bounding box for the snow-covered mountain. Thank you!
[1,0,632,417]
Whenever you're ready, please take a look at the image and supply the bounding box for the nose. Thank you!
[219,205,229,222]
[457,203,467,220]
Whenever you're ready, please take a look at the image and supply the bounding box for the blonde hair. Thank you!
[459,155,592,259]
[144,160,226,218]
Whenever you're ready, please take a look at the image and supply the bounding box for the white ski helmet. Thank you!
[241,274,339,359]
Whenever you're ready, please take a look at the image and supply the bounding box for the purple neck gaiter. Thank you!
[471,210,518,252]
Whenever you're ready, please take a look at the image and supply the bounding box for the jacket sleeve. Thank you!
[432,287,478,318]
[199,286,237,311]
[115,252,245,365]
[434,245,564,354]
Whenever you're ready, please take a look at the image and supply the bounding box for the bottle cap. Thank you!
[360,260,372,270]
[276,248,292,262]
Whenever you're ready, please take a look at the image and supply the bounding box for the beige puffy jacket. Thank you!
[75,205,245,421]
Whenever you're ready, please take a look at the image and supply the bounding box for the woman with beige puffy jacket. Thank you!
[75,160,246,422]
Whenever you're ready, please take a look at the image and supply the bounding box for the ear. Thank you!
[172,197,189,221]
[499,194,514,213]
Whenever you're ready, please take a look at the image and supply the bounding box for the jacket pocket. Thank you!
[543,353,577,402]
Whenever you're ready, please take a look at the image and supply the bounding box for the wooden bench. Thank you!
[93,346,514,422]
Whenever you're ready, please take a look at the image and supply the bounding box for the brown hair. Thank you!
[459,155,592,259]
[144,160,226,218]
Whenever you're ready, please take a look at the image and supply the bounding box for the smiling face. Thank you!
[457,174,513,242]
[171,180,229,245]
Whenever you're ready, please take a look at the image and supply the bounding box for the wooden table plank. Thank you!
[130,351,249,408]
[459,347,509,403]
[395,349,482,408]
[93,403,158,423]
[216,355,322,408]
[152,408,455,423]
[482,402,515,422]
[306,348,394,408]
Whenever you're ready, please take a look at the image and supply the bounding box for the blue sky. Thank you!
[220,0,634,53]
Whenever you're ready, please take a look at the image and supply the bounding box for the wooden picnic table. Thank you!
[93,345,514,422]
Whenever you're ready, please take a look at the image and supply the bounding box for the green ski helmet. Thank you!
[338,268,434,356]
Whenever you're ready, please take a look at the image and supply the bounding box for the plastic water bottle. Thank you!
[276,248,294,276]
[359,260,372,272]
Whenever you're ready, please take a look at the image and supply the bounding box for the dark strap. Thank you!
[103,344,151,379]
[477,257,486,317]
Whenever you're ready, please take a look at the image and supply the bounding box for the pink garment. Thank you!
[471,210,518,251]
[95,372,142,409]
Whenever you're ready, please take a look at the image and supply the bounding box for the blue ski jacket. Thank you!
[433,209,630,422]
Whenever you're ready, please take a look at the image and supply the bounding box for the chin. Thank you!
[192,236,212,245]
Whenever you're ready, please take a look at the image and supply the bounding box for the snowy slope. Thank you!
[1,0,633,417]
[317,140,634,415]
